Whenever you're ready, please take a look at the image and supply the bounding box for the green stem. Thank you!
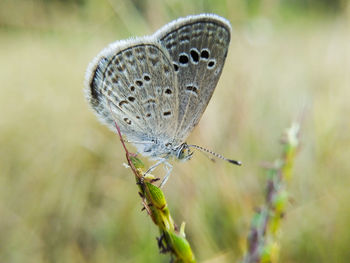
[242,122,301,263]
[113,120,196,263]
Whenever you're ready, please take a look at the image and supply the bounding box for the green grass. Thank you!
[1,1,350,262]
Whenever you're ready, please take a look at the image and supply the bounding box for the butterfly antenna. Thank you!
[188,144,242,166]
[194,147,217,163]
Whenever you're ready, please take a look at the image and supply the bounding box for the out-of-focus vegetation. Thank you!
[1,0,349,262]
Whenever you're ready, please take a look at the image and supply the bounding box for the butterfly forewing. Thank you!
[86,40,179,143]
[154,14,231,142]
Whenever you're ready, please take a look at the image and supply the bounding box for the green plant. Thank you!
[113,121,196,263]
[242,123,301,263]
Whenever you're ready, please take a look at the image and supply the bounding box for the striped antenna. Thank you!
[188,144,242,166]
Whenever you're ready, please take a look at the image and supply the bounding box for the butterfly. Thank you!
[85,14,240,185]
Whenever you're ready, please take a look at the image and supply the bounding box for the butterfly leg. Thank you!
[144,158,168,175]
[143,157,173,187]
[159,162,173,188]
[124,139,154,145]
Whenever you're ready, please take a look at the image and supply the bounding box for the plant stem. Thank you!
[242,122,301,263]
[113,120,196,263]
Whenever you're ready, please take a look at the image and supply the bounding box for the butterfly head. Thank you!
[175,143,193,161]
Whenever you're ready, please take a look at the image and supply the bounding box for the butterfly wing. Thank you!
[154,14,231,143]
[85,39,179,147]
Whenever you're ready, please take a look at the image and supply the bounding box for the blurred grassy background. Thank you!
[1,0,350,262]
